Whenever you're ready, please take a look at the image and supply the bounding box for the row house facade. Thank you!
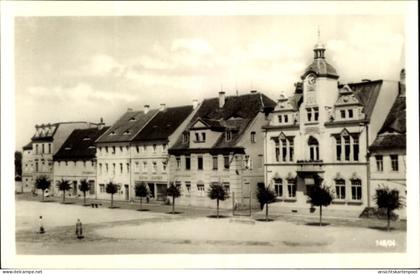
[168,91,276,208]
[130,104,197,201]
[29,121,100,194]
[369,69,406,219]
[21,142,34,192]
[53,126,109,198]
[263,40,399,216]
[95,107,159,200]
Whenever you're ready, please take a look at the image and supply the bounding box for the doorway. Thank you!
[73,181,77,196]
[124,184,129,200]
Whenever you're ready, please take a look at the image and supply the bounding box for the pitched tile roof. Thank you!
[53,127,110,161]
[95,109,159,143]
[346,80,383,119]
[370,96,406,151]
[170,92,275,153]
[23,142,33,150]
[132,105,194,142]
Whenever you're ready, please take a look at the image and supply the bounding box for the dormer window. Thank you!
[65,147,71,150]
[83,137,91,141]
[250,132,256,143]
[129,117,136,122]
[109,131,116,136]
[88,146,95,149]
[278,114,289,124]
[123,130,131,135]
[226,131,232,141]
[306,107,319,122]
[194,132,206,143]
[348,109,353,118]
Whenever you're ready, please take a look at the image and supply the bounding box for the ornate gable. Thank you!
[335,85,363,107]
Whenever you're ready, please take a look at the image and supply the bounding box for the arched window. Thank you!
[274,178,283,197]
[335,179,346,200]
[351,179,362,200]
[308,136,319,161]
[287,178,297,198]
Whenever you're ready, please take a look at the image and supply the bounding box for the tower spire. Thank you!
[314,26,325,59]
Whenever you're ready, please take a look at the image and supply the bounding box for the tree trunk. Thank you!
[42,190,45,201]
[172,196,175,214]
[387,208,390,231]
[265,203,269,221]
[319,205,322,226]
[140,197,142,210]
[63,190,65,203]
[111,193,114,208]
[83,192,86,205]
[217,199,219,218]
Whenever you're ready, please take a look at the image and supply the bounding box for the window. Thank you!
[274,139,280,162]
[176,156,181,169]
[126,163,130,173]
[289,138,294,162]
[136,146,140,153]
[89,180,95,195]
[251,132,256,143]
[120,146,123,152]
[335,136,342,161]
[105,163,109,173]
[41,144,45,154]
[201,132,206,142]
[274,178,283,197]
[224,156,230,169]
[35,162,39,172]
[197,184,205,196]
[135,161,139,171]
[185,181,191,193]
[112,146,116,154]
[226,131,232,141]
[120,163,123,174]
[287,179,297,198]
[185,156,191,170]
[99,163,102,173]
[153,144,156,152]
[340,110,346,119]
[112,163,116,175]
[306,108,312,122]
[162,161,167,171]
[99,184,105,193]
[284,115,288,123]
[48,144,51,154]
[35,144,39,154]
[306,107,319,122]
[212,156,218,170]
[348,109,353,118]
[243,155,251,170]
[152,162,157,172]
[175,181,182,190]
[143,161,147,171]
[344,135,351,161]
[105,147,109,153]
[391,155,399,171]
[375,155,383,171]
[162,144,167,151]
[278,115,282,123]
[353,137,359,161]
[83,161,86,168]
[281,139,287,162]
[195,132,200,142]
[351,179,362,200]
[223,182,230,193]
[197,156,203,170]
[308,136,319,161]
[335,179,346,200]
[143,145,147,152]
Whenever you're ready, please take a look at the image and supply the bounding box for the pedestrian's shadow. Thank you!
[368,226,397,231]
[255,218,274,222]
[305,222,330,226]
[207,215,229,219]
[137,209,150,211]
[166,212,182,215]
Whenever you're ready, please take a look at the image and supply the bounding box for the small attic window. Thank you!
[129,117,136,122]
[65,147,71,150]
[109,131,116,136]
[226,131,232,141]
[88,146,95,149]
[123,130,131,135]
[83,137,91,141]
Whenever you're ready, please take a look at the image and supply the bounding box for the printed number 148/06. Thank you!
[376,240,396,247]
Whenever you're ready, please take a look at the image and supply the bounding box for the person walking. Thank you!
[75,219,84,239]
[39,216,45,234]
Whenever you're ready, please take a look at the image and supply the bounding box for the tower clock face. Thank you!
[307,74,316,85]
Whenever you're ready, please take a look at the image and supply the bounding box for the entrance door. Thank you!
[156,184,168,201]
[147,183,155,199]
[73,181,77,196]
[124,184,129,200]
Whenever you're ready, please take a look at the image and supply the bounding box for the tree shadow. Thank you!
[207,215,229,219]
[368,226,396,232]
[255,218,274,222]
[40,200,55,203]
[166,211,182,215]
[61,202,75,205]
[305,222,330,226]
[136,209,150,212]
[108,206,120,209]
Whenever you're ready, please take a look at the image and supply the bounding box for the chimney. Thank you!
[399,68,406,97]
[192,99,199,110]
[144,104,150,114]
[160,103,166,112]
[250,90,258,94]
[127,107,133,112]
[98,117,104,130]
[219,91,225,108]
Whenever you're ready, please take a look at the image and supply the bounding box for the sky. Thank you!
[15,15,405,150]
